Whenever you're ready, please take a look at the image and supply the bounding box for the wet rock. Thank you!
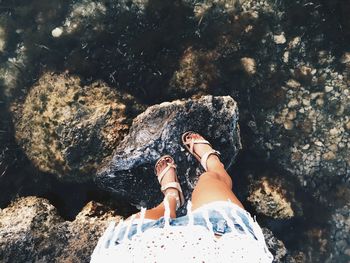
[0,43,29,101]
[0,25,6,52]
[0,196,63,262]
[56,201,121,263]
[248,177,295,219]
[51,27,63,38]
[285,79,301,89]
[328,185,350,261]
[168,48,220,98]
[273,33,286,44]
[0,196,119,263]
[340,52,350,64]
[293,66,313,84]
[262,228,287,262]
[58,0,108,35]
[251,64,350,206]
[13,72,141,181]
[97,95,241,208]
[241,57,256,75]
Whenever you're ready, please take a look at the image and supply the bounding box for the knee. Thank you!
[199,171,222,181]
[199,171,232,188]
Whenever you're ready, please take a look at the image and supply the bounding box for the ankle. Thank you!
[206,155,223,171]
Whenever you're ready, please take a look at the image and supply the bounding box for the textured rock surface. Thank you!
[168,48,220,98]
[0,196,119,263]
[97,95,241,208]
[13,72,140,181]
[248,177,295,219]
[0,196,64,262]
[328,186,350,263]
[232,0,350,206]
[56,201,121,263]
[262,228,287,263]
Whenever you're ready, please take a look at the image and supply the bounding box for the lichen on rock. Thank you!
[248,177,295,219]
[13,72,140,181]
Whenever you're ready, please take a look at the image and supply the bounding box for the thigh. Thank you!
[191,172,244,210]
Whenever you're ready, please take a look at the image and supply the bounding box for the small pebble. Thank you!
[283,120,294,130]
[289,36,301,48]
[316,98,324,106]
[324,86,333,92]
[286,79,301,89]
[328,144,338,152]
[322,151,336,160]
[283,51,289,63]
[345,121,350,131]
[286,110,297,120]
[240,57,256,75]
[288,99,299,108]
[340,52,350,64]
[273,33,286,44]
[302,99,310,106]
[314,141,324,147]
[329,128,339,136]
[0,26,5,52]
[302,144,310,150]
[52,27,63,38]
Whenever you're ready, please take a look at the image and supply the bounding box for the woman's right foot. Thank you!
[182,132,221,171]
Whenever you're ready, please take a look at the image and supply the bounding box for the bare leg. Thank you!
[129,198,178,220]
[126,157,180,220]
[185,134,244,211]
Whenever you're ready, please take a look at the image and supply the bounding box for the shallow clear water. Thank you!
[1,0,349,262]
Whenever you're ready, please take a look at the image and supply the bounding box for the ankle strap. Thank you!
[164,192,181,210]
[200,150,220,171]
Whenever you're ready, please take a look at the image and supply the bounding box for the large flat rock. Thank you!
[96,95,241,208]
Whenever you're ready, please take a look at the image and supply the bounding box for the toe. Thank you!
[156,156,175,175]
[156,159,166,174]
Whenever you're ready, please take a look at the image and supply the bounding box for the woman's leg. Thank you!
[186,134,244,211]
[126,156,180,220]
[131,198,178,220]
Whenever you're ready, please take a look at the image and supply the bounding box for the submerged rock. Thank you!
[56,201,121,263]
[0,196,63,262]
[13,72,141,181]
[58,0,108,35]
[97,95,241,208]
[262,228,287,263]
[0,196,119,263]
[168,48,220,98]
[248,177,295,219]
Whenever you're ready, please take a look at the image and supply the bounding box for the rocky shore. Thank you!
[0,0,349,262]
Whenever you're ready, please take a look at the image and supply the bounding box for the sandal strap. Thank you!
[164,192,181,210]
[157,163,177,184]
[188,139,211,154]
[161,182,184,210]
[161,182,183,193]
[200,150,221,171]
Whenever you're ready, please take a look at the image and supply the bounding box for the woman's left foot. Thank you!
[155,155,184,209]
